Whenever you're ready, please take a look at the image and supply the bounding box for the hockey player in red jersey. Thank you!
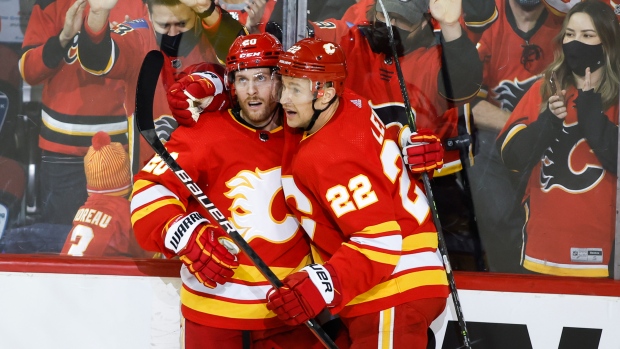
[266,37,449,349]
[131,33,349,348]
[78,0,245,173]
[61,132,150,258]
[497,0,620,277]
[19,0,146,225]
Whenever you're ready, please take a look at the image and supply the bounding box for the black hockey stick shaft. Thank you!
[375,2,472,348]
[135,50,339,349]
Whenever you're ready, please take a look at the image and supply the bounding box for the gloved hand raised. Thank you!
[165,212,239,288]
[167,71,230,126]
[266,264,341,326]
[400,127,444,175]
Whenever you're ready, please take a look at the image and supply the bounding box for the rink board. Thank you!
[0,256,619,349]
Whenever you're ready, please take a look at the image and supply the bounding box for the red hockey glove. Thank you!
[266,264,341,326]
[400,127,444,175]
[165,212,240,288]
[167,71,229,126]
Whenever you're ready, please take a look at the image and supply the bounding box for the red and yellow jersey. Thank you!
[281,90,449,318]
[61,194,150,258]
[18,0,146,155]
[130,110,311,330]
[477,0,563,112]
[498,81,618,277]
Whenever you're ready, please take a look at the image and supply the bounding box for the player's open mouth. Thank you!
[283,109,297,118]
[248,101,262,108]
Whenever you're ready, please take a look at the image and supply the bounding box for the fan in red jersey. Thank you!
[132,33,350,349]
[266,37,449,349]
[497,0,620,277]
[78,0,245,175]
[19,0,146,225]
[465,0,564,273]
[61,132,151,258]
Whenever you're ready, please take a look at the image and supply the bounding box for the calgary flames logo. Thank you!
[540,123,605,193]
[224,168,299,243]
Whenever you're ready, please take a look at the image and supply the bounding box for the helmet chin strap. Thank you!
[305,94,338,132]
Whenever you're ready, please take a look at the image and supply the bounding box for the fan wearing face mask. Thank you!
[465,0,564,273]
[77,0,246,174]
[498,0,620,278]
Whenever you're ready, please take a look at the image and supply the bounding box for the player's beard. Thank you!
[239,97,278,128]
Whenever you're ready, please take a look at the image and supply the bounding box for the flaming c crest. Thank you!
[224,168,299,243]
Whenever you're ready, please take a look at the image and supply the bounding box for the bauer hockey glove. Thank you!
[266,264,342,326]
[400,127,444,175]
[165,212,240,288]
[167,71,229,126]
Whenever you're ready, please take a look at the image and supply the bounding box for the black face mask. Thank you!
[516,0,542,10]
[562,40,605,76]
[155,30,200,57]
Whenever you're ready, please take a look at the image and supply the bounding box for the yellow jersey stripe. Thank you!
[347,269,448,306]
[523,259,608,278]
[181,287,277,320]
[232,255,312,283]
[342,242,400,266]
[131,199,184,225]
[358,221,401,235]
[402,232,438,251]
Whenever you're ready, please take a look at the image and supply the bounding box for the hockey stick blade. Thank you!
[375,2,473,348]
[134,50,339,349]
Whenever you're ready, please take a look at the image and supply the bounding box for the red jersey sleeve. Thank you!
[19,0,66,85]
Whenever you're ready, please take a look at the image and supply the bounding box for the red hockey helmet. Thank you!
[277,37,347,96]
[225,32,283,89]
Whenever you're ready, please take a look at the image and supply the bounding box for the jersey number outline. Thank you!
[326,175,379,217]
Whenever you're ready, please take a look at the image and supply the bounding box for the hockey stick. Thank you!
[135,50,339,349]
[375,1,473,348]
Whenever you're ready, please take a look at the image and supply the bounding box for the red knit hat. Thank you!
[84,131,131,196]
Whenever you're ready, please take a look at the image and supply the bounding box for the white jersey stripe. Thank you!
[392,251,444,275]
[130,184,180,212]
[350,234,402,252]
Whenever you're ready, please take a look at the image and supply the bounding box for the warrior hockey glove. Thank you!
[167,71,229,126]
[400,127,444,175]
[165,212,240,288]
[266,264,342,326]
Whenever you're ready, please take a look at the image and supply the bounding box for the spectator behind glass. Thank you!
[18,0,146,225]
[218,0,277,33]
[78,0,244,174]
[497,0,620,277]
[466,0,563,273]
[61,131,151,258]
